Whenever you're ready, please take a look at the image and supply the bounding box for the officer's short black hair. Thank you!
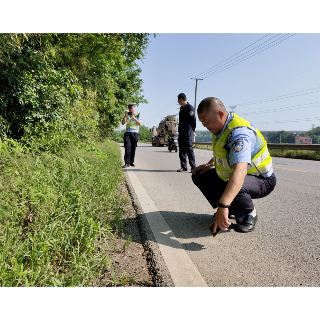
[197,97,226,114]
[178,93,187,101]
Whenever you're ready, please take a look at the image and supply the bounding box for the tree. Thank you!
[309,135,320,144]
[305,126,320,137]
[138,125,152,142]
[268,131,295,143]
[0,33,154,142]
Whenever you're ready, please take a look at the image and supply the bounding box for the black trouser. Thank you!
[178,130,196,170]
[124,132,139,165]
[192,168,276,224]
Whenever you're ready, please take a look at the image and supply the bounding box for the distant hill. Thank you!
[195,129,320,144]
[195,130,308,142]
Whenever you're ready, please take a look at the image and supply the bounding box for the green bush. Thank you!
[0,140,126,286]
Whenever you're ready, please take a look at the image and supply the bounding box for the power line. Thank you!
[236,86,320,107]
[201,34,296,80]
[201,34,292,79]
[196,33,282,79]
[192,33,272,78]
[146,34,297,126]
[254,116,320,124]
[228,75,320,103]
[239,102,320,116]
[227,66,320,99]
[147,35,284,124]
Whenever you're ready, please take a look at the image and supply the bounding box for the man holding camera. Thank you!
[122,103,142,168]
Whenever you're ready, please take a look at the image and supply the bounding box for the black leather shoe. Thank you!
[235,214,257,233]
[130,163,135,167]
[177,168,188,172]
[122,164,130,168]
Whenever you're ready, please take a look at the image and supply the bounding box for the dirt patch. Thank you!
[98,182,154,287]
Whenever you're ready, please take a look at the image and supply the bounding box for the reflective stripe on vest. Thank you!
[212,113,272,181]
[126,113,140,131]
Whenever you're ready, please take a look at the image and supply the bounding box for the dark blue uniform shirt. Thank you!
[178,102,196,132]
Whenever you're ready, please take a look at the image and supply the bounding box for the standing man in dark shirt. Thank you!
[177,93,197,172]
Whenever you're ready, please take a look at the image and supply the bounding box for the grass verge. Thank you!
[269,149,320,161]
[193,144,212,150]
[193,144,320,161]
[0,140,130,286]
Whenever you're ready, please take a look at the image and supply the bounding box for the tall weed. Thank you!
[0,140,125,286]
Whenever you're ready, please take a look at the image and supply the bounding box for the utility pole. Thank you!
[229,105,237,113]
[191,78,203,111]
[190,78,202,143]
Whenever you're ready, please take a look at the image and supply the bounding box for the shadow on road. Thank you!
[152,150,178,153]
[120,145,152,148]
[127,169,182,173]
[122,211,237,252]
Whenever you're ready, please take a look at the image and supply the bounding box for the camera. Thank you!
[128,111,132,116]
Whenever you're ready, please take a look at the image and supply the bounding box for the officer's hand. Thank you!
[213,207,231,232]
[192,164,212,175]
[125,111,128,116]
[192,164,206,175]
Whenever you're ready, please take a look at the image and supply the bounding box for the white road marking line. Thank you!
[121,147,207,286]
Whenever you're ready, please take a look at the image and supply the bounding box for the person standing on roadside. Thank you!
[122,103,142,168]
[192,97,276,233]
[177,93,197,172]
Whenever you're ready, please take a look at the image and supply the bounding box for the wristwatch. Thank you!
[217,202,230,208]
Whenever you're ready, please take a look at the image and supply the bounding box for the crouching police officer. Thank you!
[122,103,142,168]
[192,97,276,233]
[177,93,197,172]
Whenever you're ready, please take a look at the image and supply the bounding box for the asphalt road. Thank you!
[124,143,320,286]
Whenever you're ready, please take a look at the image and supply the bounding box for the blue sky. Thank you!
[126,33,320,132]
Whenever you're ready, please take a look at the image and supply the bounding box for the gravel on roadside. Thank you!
[98,182,154,287]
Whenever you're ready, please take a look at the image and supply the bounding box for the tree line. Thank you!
[195,127,320,144]
[0,33,153,151]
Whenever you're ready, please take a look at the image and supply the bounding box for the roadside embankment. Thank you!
[0,140,152,286]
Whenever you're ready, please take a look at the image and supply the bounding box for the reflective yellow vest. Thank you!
[212,113,272,181]
[126,113,140,131]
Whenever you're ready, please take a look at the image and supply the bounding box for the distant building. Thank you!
[295,134,312,144]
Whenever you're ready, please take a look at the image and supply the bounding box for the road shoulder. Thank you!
[123,167,175,287]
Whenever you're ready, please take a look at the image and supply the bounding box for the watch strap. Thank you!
[217,202,230,208]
